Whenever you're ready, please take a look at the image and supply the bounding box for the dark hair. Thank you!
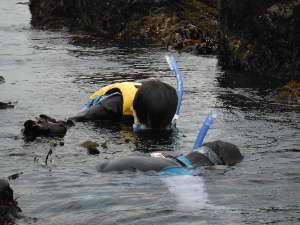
[133,79,178,129]
[202,141,243,165]
[185,141,243,166]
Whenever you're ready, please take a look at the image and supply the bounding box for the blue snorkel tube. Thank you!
[176,111,218,168]
[192,111,217,150]
[165,55,183,127]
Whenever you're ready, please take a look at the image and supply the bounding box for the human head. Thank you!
[202,141,243,165]
[132,79,178,129]
[185,141,243,167]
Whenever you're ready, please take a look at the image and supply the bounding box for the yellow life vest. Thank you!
[89,82,141,116]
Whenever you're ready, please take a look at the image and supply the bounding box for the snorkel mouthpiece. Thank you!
[132,123,141,132]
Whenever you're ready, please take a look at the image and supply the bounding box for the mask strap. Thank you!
[176,156,195,169]
[195,146,223,165]
[85,95,103,109]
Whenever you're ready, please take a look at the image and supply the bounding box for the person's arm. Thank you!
[97,156,178,173]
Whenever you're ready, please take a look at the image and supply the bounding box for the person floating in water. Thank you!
[22,78,178,140]
[22,56,182,138]
[97,140,243,175]
[70,79,178,131]
[70,56,183,132]
[97,110,243,175]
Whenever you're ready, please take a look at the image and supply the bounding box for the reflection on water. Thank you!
[163,175,210,210]
[0,1,300,225]
[134,129,180,152]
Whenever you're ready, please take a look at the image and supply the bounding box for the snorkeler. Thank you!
[69,79,178,131]
[22,56,182,140]
[97,140,243,175]
[97,112,243,175]
[69,56,183,132]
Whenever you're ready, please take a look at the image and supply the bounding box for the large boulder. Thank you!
[29,0,219,54]
[218,0,300,82]
[0,179,21,225]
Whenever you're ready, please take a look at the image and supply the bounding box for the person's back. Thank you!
[96,140,243,175]
[70,79,178,130]
[97,156,179,173]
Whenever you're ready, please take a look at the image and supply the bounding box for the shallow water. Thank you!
[0,1,299,225]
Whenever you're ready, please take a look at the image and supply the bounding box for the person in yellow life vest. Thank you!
[69,79,178,130]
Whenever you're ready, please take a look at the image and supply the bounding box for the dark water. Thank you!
[1,1,299,225]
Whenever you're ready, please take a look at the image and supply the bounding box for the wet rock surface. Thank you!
[0,102,14,109]
[28,0,300,80]
[29,0,218,54]
[273,81,300,104]
[218,0,300,82]
[80,140,100,155]
[0,76,5,84]
[22,114,74,142]
[0,179,21,225]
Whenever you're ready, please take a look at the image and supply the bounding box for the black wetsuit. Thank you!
[70,93,126,121]
[97,156,180,173]
[96,141,243,174]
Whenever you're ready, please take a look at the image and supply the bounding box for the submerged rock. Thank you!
[23,114,74,142]
[0,102,14,110]
[80,140,99,148]
[274,81,300,104]
[80,141,100,155]
[0,179,22,225]
[29,0,218,54]
[0,76,5,84]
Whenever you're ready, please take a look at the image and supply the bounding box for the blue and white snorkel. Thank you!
[165,55,184,127]
[176,110,219,168]
[192,111,217,150]
[193,111,222,165]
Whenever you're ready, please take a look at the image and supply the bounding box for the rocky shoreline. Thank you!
[29,0,219,54]
[218,0,300,82]
[28,0,300,103]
